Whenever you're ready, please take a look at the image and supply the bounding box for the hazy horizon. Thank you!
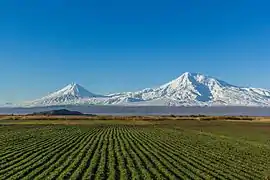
[2,105,270,116]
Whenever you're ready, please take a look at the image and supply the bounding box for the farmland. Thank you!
[0,118,270,179]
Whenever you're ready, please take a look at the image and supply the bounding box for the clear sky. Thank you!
[0,0,270,103]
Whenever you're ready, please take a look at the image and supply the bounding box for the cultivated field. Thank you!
[0,118,270,179]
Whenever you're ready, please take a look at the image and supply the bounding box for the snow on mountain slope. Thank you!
[25,72,270,106]
[120,72,270,106]
[27,83,103,106]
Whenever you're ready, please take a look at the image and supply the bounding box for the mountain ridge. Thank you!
[24,72,270,107]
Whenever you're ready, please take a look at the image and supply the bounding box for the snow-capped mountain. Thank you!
[28,83,103,106]
[25,72,270,106]
[119,72,270,106]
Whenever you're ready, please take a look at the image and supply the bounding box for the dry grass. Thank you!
[0,114,264,122]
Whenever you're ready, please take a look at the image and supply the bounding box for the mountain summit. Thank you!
[29,83,101,106]
[162,72,233,89]
[26,72,270,106]
[122,72,270,106]
[50,83,98,98]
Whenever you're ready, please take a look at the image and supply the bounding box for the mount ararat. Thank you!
[25,72,270,107]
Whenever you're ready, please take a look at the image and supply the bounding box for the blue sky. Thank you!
[0,0,270,103]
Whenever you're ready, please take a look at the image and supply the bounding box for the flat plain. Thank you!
[0,116,270,179]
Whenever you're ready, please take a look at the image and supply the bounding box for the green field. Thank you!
[0,119,270,179]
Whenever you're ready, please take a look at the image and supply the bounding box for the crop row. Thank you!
[0,125,269,180]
